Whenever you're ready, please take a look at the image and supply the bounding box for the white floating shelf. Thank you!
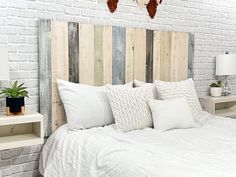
[0,112,44,151]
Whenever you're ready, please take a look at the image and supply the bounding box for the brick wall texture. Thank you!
[0,0,236,176]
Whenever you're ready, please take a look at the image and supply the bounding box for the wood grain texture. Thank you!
[51,20,69,132]
[68,22,80,83]
[171,32,189,81]
[38,19,52,136]
[79,24,95,85]
[102,26,113,85]
[112,26,126,85]
[125,28,134,83]
[153,31,161,80]
[39,21,191,133]
[133,29,146,82]
[146,30,154,83]
[188,33,194,78]
[94,26,104,86]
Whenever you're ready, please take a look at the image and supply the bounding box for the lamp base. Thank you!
[222,76,231,96]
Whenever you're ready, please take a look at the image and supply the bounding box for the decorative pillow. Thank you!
[154,79,202,121]
[105,85,154,132]
[57,79,132,130]
[134,80,158,99]
[148,97,196,131]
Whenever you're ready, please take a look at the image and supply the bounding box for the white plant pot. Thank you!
[210,87,222,97]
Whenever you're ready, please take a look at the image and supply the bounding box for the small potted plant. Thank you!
[0,81,29,115]
[209,80,223,97]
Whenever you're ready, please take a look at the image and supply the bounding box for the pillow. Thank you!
[105,85,154,132]
[57,79,132,130]
[154,79,202,122]
[134,80,158,99]
[149,97,195,131]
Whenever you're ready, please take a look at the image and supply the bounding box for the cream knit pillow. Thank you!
[105,85,154,132]
[154,79,202,122]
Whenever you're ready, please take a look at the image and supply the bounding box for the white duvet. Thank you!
[40,113,236,177]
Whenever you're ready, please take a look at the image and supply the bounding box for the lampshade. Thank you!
[0,47,10,80]
[216,54,236,76]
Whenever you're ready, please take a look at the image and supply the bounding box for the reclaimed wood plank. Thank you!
[103,26,113,85]
[188,33,194,78]
[68,22,80,83]
[125,28,134,83]
[79,24,95,85]
[153,31,161,81]
[38,19,52,136]
[133,29,146,82]
[112,26,126,85]
[51,20,69,132]
[146,29,154,83]
[94,25,104,86]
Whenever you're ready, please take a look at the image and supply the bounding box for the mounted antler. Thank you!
[107,0,119,13]
[146,0,163,19]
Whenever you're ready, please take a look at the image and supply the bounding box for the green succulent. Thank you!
[0,81,29,98]
[209,80,223,88]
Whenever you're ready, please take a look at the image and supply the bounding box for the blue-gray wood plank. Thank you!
[112,27,126,85]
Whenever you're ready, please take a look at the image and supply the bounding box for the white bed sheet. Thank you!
[39,112,236,177]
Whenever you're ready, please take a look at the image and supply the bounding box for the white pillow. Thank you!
[149,97,195,131]
[105,85,154,132]
[134,80,158,99]
[154,79,202,122]
[57,79,132,130]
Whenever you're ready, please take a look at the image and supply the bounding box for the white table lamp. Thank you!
[0,47,10,81]
[216,53,236,95]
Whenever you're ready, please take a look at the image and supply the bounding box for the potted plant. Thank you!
[209,80,223,97]
[0,81,29,115]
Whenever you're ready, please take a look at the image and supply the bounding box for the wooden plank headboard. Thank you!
[39,19,194,136]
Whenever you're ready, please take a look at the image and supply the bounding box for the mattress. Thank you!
[39,112,236,177]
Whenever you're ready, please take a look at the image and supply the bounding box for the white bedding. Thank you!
[39,112,236,177]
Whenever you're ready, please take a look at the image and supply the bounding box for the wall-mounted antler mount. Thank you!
[107,0,163,19]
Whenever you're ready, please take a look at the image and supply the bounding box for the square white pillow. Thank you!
[149,97,196,131]
[105,85,154,132]
[154,79,202,122]
[57,79,132,130]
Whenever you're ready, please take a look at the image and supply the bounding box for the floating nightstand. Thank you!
[0,112,44,151]
[199,95,236,118]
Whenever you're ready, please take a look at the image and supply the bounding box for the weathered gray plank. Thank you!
[112,26,126,85]
[146,29,153,83]
[68,22,80,83]
[38,19,52,136]
[188,33,194,78]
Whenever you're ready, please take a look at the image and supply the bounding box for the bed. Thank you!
[38,20,236,177]
[39,112,236,177]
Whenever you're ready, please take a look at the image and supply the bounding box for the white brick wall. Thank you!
[0,0,236,176]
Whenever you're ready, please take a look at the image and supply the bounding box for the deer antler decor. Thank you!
[106,0,163,19]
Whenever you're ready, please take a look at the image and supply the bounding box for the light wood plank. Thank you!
[51,20,69,131]
[103,26,113,85]
[94,25,104,86]
[125,28,134,83]
[79,24,95,85]
[133,29,146,82]
[171,32,189,81]
[153,31,161,81]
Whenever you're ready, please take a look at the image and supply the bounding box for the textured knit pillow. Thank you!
[154,79,202,122]
[134,80,158,99]
[105,85,154,132]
